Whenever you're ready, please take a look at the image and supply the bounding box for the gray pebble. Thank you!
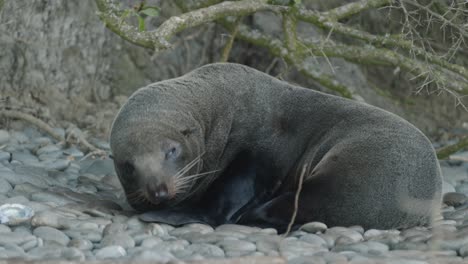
[0,130,10,144]
[21,238,39,251]
[69,238,94,251]
[300,222,328,234]
[443,192,467,207]
[170,223,214,236]
[12,132,29,144]
[157,239,189,252]
[95,245,126,259]
[126,216,146,230]
[41,159,70,171]
[103,222,127,236]
[63,148,84,159]
[3,195,29,204]
[11,151,39,164]
[0,224,11,233]
[36,145,61,156]
[33,137,52,146]
[300,234,328,247]
[132,249,175,261]
[280,239,326,260]
[141,236,163,248]
[0,151,11,162]
[28,245,63,259]
[64,229,103,242]
[33,226,70,246]
[61,248,86,261]
[31,191,73,206]
[100,233,135,249]
[0,178,12,193]
[186,243,225,258]
[217,239,256,252]
[334,241,389,255]
[326,227,363,244]
[289,256,326,264]
[216,224,261,234]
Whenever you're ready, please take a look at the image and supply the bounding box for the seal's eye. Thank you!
[165,147,178,160]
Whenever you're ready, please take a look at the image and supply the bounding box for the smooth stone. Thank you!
[31,210,78,229]
[30,191,73,206]
[64,229,103,242]
[215,224,261,234]
[38,149,64,160]
[0,178,12,193]
[224,250,252,258]
[170,223,214,236]
[52,128,66,139]
[300,222,328,233]
[103,222,127,236]
[393,241,429,251]
[32,137,52,146]
[3,195,29,204]
[12,132,29,144]
[185,243,225,258]
[459,244,468,257]
[14,182,43,194]
[63,148,84,159]
[36,145,61,156]
[132,233,153,246]
[21,238,38,251]
[289,256,326,264]
[126,216,146,230]
[100,233,135,249]
[141,237,163,248]
[33,226,70,246]
[279,239,327,260]
[256,239,279,253]
[443,192,467,207]
[0,152,11,162]
[156,239,190,252]
[60,248,86,261]
[299,234,328,247]
[95,245,126,259]
[326,227,363,243]
[79,158,115,176]
[0,225,11,233]
[10,165,49,187]
[132,249,175,261]
[27,246,64,259]
[0,130,10,144]
[333,241,389,255]
[68,238,94,251]
[11,151,39,164]
[41,159,70,171]
[217,239,256,252]
[442,181,456,194]
[313,251,348,264]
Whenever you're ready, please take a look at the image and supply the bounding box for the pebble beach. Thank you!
[0,127,467,263]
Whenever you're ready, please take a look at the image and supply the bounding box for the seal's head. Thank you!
[110,94,207,211]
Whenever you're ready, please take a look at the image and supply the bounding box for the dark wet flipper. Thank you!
[139,209,215,226]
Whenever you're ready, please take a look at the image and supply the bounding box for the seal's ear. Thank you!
[180,128,197,137]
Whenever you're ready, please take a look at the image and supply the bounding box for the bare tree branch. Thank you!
[95,0,273,51]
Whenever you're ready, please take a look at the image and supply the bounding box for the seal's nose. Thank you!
[153,183,169,201]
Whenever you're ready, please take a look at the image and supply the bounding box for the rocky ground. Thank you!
[0,126,467,264]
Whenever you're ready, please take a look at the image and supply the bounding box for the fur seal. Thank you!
[110,63,442,231]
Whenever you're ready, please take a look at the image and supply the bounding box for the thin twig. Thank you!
[283,164,306,237]
[0,109,104,153]
[220,17,241,62]
[1,110,64,142]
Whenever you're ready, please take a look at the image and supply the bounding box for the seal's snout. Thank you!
[146,183,174,203]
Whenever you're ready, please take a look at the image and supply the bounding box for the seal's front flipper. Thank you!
[139,209,215,226]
